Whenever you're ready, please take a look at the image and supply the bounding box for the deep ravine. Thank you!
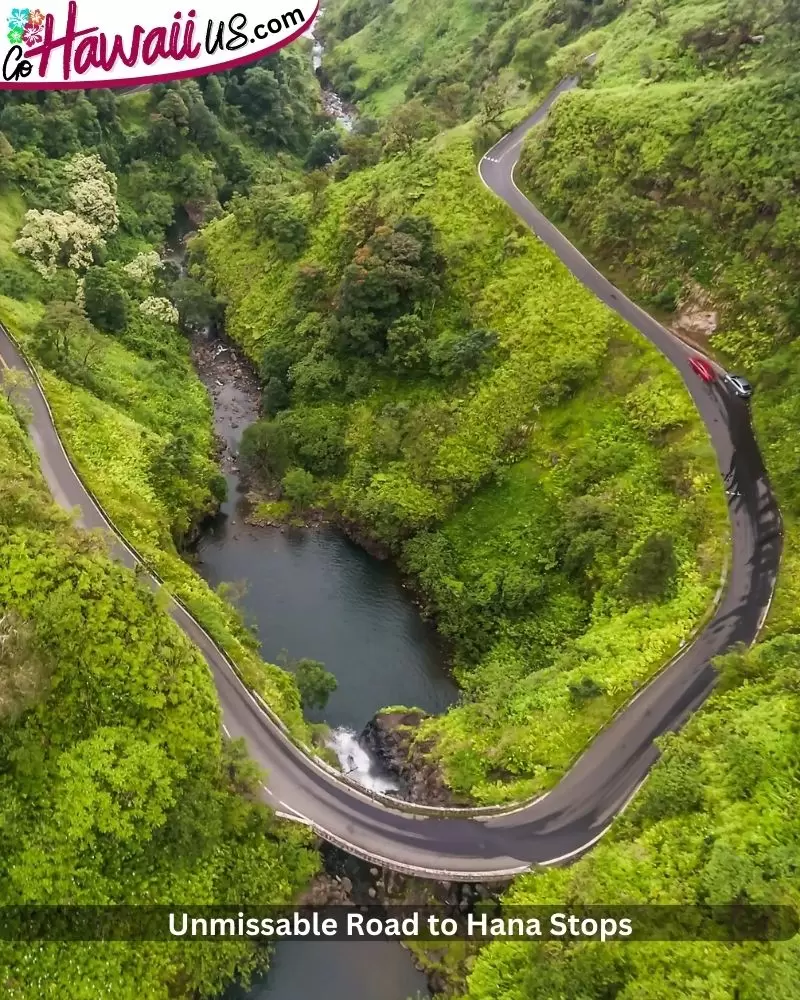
[185,305,450,1000]
[189,325,456,774]
[193,14,456,997]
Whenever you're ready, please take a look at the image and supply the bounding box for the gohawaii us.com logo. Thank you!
[1,0,317,88]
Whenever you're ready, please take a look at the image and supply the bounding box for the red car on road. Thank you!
[689,356,715,383]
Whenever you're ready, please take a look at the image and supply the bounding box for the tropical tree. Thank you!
[239,420,291,481]
[513,32,557,89]
[381,100,437,156]
[282,467,317,509]
[293,658,337,711]
[83,266,129,333]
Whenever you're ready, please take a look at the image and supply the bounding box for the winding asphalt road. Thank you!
[0,77,782,880]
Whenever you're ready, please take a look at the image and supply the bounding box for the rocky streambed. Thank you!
[191,325,469,1000]
[188,321,457,782]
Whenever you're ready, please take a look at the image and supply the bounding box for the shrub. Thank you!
[282,468,317,509]
[83,266,129,333]
[239,420,290,482]
[293,658,337,711]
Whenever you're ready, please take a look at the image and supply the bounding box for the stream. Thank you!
[194,331,440,996]
[192,333,456,773]
[194,13,454,998]
[194,274,443,1000]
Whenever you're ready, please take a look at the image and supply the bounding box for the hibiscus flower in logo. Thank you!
[23,12,44,45]
[6,7,29,43]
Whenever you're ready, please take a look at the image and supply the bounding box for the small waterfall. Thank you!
[327,728,401,794]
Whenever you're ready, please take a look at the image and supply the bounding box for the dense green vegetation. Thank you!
[1,0,798,993]
[0,391,319,997]
[0,58,330,736]
[202,0,799,992]
[198,130,727,803]
[517,0,800,367]
[457,628,800,999]
[513,1,800,558]
[288,0,800,996]
[0,56,334,996]
[317,0,602,115]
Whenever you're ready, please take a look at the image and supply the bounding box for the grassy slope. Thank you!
[318,0,614,116]
[457,631,800,999]
[302,0,800,993]
[319,0,789,116]
[515,55,800,623]
[322,0,490,114]
[513,0,799,366]
[0,184,313,745]
[0,390,320,997]
[518,83,800,365]
[201,135,727,803]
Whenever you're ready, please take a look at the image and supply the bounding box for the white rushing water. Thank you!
[303,7,357,130]
[297,10,392,799]
[327,728,402,794]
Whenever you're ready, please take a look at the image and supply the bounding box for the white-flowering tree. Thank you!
[123,250,163,285]
[139,296,179,326]
[64,153,115,187]
[13,209,103,277]
[65,154,119,235]
[14,153,120,277]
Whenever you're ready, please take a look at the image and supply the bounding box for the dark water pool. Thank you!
[192,333,456,733]
[224,941,429,1000]
[192,335,448,1000]
[198,501,455,731]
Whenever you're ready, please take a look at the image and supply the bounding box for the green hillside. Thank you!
[198,131,727,803]
[456,633,800,999]
[292,0,800,995]
[1,0,798,993]
[514,5,800,538]
[198,0,800,995]
[0,59,325,995]
[0,61,322,739]
[318,0,602,115]
[518,8,799,367]
[0,388,319,997]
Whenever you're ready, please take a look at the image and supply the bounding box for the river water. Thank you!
[195,13,453,996]
[199,513,454,732]
[224,941,429,1000]
[192,333,456,761]
[194,307,445,1000]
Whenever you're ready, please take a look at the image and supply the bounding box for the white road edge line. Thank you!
[757,600,772,634]
[278,800,310,820]
[275,810,313,826]
[0,65,781,878]
[539,776,648,866]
